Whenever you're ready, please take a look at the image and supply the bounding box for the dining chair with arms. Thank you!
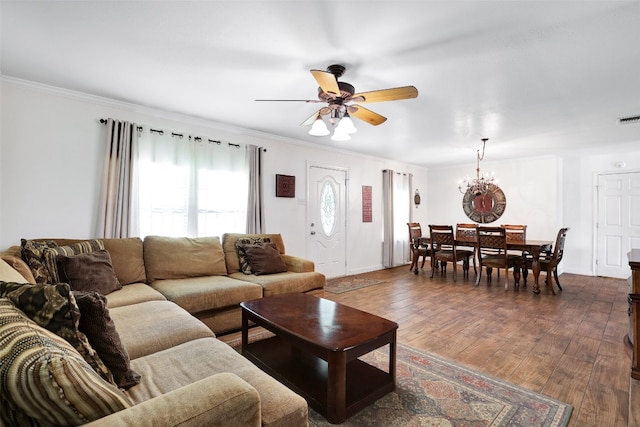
[429,225,473,281]
[523,227,569,295]
[476,226,522,289]
[455,223,478,275]
[407,222,428,274]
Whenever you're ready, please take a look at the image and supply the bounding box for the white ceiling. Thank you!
[1,1,639,167]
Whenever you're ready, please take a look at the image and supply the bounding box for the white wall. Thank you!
[562,146,640,276]
[3,78,639,278]
[0,78,428,276]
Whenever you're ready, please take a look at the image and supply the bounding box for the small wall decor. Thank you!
[362,185,372,222]
[275,174,295,198]
[414,189,421,208]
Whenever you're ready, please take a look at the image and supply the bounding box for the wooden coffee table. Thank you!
[240,292,398,424]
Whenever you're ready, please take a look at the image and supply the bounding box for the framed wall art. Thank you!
[275,174,295,198]
[362,185,372,222]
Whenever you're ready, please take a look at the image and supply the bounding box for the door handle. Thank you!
[310,231,316,235]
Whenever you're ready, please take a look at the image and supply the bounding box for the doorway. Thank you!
[596,171,640,278]
[307,164,347,278]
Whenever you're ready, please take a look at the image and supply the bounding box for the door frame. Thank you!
[306,161,349,276]
[594,169,640,278]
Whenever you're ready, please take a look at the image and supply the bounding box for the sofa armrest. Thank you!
[282,254,315,273]
[84,373,261,427]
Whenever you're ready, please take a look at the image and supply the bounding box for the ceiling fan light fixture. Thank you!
[339,112,357,134]
[308,115,330,136]
[331,127,351,142]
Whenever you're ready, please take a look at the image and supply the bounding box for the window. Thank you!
[137,133,249,238]
[320,180,337,236]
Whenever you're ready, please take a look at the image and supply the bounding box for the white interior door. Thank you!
[307,165,347,278]
[596,172,640,278]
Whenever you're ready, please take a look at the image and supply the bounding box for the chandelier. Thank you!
[458,138,497,195]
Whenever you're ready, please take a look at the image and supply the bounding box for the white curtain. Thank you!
[137,131,249,238]
[246,145,265,234]
[382,170,412,267]
[96,118,139,238]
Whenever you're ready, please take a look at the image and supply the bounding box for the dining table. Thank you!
[411,235,553,294]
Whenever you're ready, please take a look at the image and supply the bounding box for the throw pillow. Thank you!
[20,239,59,283]
[57,249,122,295]
[73,291,141,389]
[43,239,105,283]
[235,237,272,275]
[0,281,115,385]
[241,242,288,275]
[0,299,132,426]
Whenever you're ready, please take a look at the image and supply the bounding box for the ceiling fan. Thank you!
[255,64,418,140]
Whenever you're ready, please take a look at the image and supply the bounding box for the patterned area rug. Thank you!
[325,276,385,294]
[308,343,572,427]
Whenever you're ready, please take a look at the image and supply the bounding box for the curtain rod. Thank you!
[99,118,255,150]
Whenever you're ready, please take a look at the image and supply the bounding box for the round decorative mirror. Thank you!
[462,183,506,223]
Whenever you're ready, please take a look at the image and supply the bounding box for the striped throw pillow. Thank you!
[0,299,132,426]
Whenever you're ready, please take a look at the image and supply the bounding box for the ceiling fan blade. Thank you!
[300,110,322,126]
[310,70,340,97]
[352,86,418,103]
[349,105,387,126]
[255,99,322,102]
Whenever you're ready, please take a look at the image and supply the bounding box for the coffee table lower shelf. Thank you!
[243,335,394,423]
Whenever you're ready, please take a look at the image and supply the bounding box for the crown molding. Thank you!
[1,75,427,170]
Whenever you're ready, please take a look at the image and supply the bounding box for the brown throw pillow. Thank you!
[241,243,288,276]
[73,291,141,389]
[57,249,122,295]
[43,239,105,283]
[235,237,272,275]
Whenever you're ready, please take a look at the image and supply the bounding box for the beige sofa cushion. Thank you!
[103,238,147,285]
[109,300,215,360]
[128,337,308,427]
[0,258,29,283]
[106,283,166,309]
[150,275,263,314]
[85,374,261,427]
[0,252,35,283]
[144,236,227,282]
[222,233,286,274]
[228,271,326,297]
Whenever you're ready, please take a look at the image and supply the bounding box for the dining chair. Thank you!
[476,226,522,289]
[428,225,473,281]
[455,223,478,274]
[500,224,528,278]
[523,227,569,294]
[407,222,428,274]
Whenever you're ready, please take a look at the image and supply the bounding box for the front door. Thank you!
[596,172,640,278]
[307,165,347,278]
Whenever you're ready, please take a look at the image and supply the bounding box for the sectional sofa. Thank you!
[0,233,325,426]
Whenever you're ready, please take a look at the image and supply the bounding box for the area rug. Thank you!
[226,331,572,426]
[305,343,573,427]
[325,276,385,294]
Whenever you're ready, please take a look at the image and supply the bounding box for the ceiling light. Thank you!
[309,108,357,140]
[331,126,351,141]
[308,114,330,136]
[458,138,499,195]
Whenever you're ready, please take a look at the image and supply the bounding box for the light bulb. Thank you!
[331,127,351,141]
[308,116,330,136]
[338,113,357,134]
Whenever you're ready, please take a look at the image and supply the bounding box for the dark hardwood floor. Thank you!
[320,265,632,427]
[219,264,633,426]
